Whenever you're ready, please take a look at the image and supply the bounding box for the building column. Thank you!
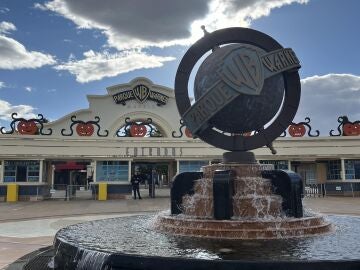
[0,160,3,183]
[92,161,97,182]
[287,160,292,171]
[176,160,180,175]
[340,158,346,180]
[39,160,44,183]
[128,160,132,182]
[51,165,55,189]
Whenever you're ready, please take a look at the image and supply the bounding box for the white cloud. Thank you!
[295,74,360,135]
[0,21,56,70]
[36,0,308,50]
[0,7,10,14]
[0,21,16,34]
[25,86,33,92]
[54,50,175,83]
[0,82,6,89]
[0,99,37,122]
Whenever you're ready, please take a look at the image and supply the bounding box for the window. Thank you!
[179,160,209,173]
[326,160,341,180]
[259,160,288,170]
[345,160,360,180]
[3,160,40,182]
[96,161,129,181]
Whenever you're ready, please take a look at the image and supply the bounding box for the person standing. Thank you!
[131,171,142,200]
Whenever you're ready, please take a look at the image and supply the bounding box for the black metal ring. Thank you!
[174,27,301,151]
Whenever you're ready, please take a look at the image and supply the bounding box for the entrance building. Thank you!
[0,77,359,200]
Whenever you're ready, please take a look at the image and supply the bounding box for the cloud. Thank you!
[295,74,360,135]
[36,0,308,50]
[0,21,56,70]
[25,86,33,92]
[0,99,37,122]
[54,50,175,83]
[0,21,16,34]
[0,82,6,89]
[0,7,10,14]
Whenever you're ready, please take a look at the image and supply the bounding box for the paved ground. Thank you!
[0,190,359,269]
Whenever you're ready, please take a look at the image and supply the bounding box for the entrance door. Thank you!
[16,166,27,182]
[132,162,169,186]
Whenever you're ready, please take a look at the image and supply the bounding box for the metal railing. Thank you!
[50,184,95,200]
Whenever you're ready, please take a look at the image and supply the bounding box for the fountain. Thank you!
[24,27,360,269]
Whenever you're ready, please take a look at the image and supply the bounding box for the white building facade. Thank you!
[0,78,359,200]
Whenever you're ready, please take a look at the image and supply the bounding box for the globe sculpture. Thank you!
[175,27,301,152]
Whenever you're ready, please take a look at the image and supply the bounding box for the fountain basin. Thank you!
[52,214,360,270]
[154,213,332,239]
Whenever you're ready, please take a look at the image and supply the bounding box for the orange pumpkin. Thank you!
[288,124,306,137]
[76,123,94,136]
[185,127,193,138]
[130,125,147,137]
[343,123,360,136]
[17,120,38,135]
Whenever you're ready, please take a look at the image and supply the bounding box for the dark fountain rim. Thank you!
[53,238,360,270]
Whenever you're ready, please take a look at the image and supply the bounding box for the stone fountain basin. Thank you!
[53,214,360,270]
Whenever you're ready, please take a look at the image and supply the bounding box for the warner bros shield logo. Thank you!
[133,84,150,103]
[218,46,264,96]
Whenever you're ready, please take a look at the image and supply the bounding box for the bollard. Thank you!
[98,183,107,201]
[7,183,18,202]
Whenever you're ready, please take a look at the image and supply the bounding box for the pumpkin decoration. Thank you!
[130,124,147,137]
[288,124,306,137]
[185,127,193,138]
[76,123,94,136]
[343,123,360,136]
[17,120,38,135]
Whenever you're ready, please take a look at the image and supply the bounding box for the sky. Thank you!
[0,0,359,136]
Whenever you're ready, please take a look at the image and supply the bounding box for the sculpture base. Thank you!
[154,214,332,239]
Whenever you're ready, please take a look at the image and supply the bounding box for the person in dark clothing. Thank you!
[131,171,142,199]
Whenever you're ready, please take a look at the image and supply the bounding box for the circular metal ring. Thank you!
[174,27,301,151]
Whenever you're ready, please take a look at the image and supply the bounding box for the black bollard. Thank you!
[262,170,303,218]
[213,170,235,220]
[170,172,203,215]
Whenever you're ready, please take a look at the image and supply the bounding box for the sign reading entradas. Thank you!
[113,84,169,106]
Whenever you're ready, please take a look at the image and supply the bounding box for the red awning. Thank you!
[55,162,86,171]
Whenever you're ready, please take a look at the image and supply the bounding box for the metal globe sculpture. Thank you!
[175,27,301,152]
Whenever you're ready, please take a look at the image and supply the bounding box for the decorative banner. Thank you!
[280,117,320,137]
[0,113,52,135]
[330,116,360,136]
[117,117,162,137]
[61,115,108,137]
[113,84,169,106]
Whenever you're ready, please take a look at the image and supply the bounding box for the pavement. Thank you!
[0,189,359,269]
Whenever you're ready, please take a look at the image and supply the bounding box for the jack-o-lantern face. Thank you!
[17,120,38,135]
[130,125,147,137]
[343,123,360,136]
[76,123,94,136]
[288,124,306,137]
[185,127,193,138]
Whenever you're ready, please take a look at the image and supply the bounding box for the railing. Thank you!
[49,184,95,200]
[304,184,326,197]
